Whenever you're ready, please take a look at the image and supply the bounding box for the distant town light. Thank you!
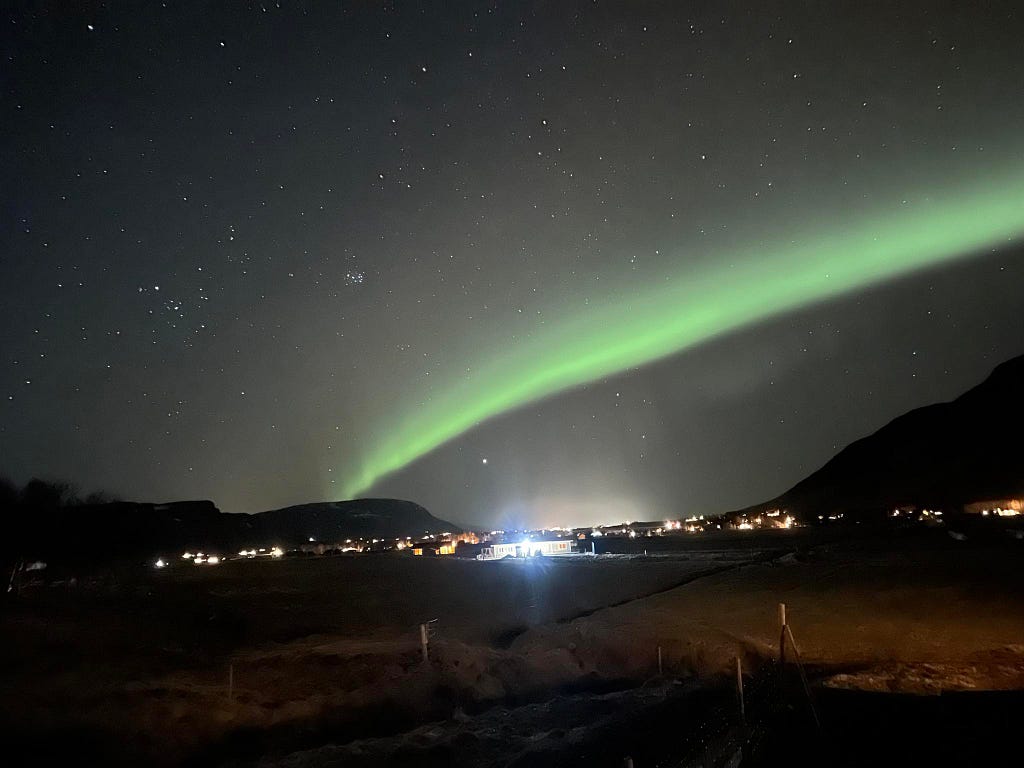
[155,558,166,569]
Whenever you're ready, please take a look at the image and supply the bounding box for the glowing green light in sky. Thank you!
[342,172,1024,497]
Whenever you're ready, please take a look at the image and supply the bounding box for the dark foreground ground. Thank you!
[751,686,1024,768]
[1,527,1022,766]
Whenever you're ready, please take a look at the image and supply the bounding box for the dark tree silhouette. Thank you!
[2,477,122,593]
[84,490,119,506]
[20,478,78,511]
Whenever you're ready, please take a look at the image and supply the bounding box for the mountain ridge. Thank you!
[732,353,1024,519]
[2,496,458,564]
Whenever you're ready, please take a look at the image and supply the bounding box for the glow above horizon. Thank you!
[342,171,1024,497]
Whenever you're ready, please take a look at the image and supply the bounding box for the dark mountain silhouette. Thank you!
[2,492,457,566]
[242,498,459,544]
[735,353,1024,520]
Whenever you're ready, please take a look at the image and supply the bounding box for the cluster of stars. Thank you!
[1,2,1021,521]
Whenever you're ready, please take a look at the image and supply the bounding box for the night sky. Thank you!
[3,2,1023,528]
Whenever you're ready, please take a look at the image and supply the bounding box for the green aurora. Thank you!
[342,171,1024,497]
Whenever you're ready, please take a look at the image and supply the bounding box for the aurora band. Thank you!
[342,170,1024,496]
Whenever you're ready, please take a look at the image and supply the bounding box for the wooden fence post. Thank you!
[420,623,429,662]
[736,656,745,726]
[778,602,787,665]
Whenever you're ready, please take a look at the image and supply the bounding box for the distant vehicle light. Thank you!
[207,556,220,565]
[155,558,166,569]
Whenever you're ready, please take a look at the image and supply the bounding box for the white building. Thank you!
[478,540,574,559]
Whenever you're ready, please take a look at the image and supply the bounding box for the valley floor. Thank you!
[2,528,1023,766]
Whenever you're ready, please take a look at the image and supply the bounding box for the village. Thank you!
[149,496,1022,571]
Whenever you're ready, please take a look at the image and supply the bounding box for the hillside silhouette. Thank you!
[737,353,1024,519]
[1,482,456,571]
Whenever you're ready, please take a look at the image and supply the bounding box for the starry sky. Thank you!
[3,1,1023,528]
